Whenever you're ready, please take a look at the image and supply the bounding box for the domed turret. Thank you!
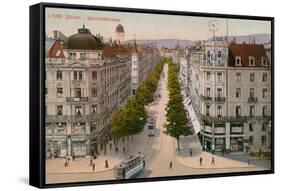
[65,25,103,50]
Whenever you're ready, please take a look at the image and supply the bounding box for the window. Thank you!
[250,73,255,82]
[75,88,81,97]
[90,122,97,132]
[236,88,241,98]
[92,104,97,114]
[92,71,97,80]
[250,88,255,98]
[236,72,241,82]
[261,135,267,146]
[262,123,267,131]
[262,88,268,98]
[235,56,241,66]
[73,71,78,80]
[217,72,222,81]
[236,105,241,117]
[80,52,86,60]
[217,88,222,98]
[249,105,255,117]
[57,87,63,97]
[262,73,268,82]
[56,71,62,80]
[249,123,253,132]
[249,56,255,66]
[217,105,222,117]
[261,57,267,66]
[206,105,210,116]
[70,52,76,60]
[218,51,222,58]
[73,71,83,80]
[262,105,268,116]
[206,87,211,97]
[79,71,83,80]
[57,105,63,116]
[249,136,254,145]
[75,105,82,116]
[92,88,97,97]
[206,72,211,81]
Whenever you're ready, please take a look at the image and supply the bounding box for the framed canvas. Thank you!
[29,2,274,188]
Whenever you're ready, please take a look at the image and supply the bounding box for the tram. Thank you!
[147,116,155,136]
[113,155,145,179]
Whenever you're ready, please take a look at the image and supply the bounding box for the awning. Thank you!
[183,96,201,134]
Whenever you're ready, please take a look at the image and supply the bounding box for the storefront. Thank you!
[215,138,225,151]
[46,138,67,158]
[72,138,87,157]
[230,137,244,152]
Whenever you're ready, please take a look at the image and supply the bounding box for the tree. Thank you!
[164,61,191,154]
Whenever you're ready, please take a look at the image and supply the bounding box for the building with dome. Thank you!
[115,24,125,44]
[45,25,131,158]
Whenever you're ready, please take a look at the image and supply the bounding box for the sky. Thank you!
[46,7,271,41]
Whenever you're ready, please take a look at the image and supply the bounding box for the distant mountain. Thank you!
[126,39,195,49]
[209,34,271,44]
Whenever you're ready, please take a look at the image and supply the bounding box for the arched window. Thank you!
[218,51,222,58]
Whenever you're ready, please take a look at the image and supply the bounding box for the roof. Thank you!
[46,39,65,58]
[116,24,124,33]
[64,25,103,50]
[102,44,130,57]
[228,44,268,67]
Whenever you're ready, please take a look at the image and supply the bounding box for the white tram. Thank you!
[147,116,155,136]
[114,155,145,179]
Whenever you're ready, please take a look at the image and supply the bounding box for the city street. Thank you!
[46,63,269,184]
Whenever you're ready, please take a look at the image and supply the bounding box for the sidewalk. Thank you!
[174,135,262,169]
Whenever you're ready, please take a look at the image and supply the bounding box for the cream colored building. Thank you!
[186,40,271,153]
[45,25,131,158]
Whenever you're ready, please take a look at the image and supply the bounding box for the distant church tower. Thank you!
[115,24,125,44]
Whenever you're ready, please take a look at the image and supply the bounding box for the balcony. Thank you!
[201,95,212,101]
[66,97,88,102]
[248,97,258,103]
[215,97,226,102]
[200,114,271,123]
[215,127,226,134]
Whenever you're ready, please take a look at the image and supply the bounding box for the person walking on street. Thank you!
[190,149,193,157]
[105,159,109,168]
[92,162,95,172]
[199,157,203,166]
[248,158,250,165]
[89,157,93,167]
[169,161,173,169]
[211,156,215,165]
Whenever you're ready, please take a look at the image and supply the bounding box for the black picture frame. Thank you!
[30,2,274,188]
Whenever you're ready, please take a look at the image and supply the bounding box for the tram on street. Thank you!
[146,116,155,136]
[113,155,145,179]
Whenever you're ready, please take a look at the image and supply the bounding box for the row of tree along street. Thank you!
[110,58,166,154]
[165,59,191,154]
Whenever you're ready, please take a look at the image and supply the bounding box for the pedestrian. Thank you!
[169,161,173,169]
[89,157,93,167]
[67,156,71,164]
[115,146,119,154]
[64,159,68,167]
[72,154,75,161]
[248,158,250,165]
[143,160,146,168]
[92,162,95,172]
[105,160,109,168]
[211,156,215,166]
[199,157,203,166]
[190,149,193,157]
